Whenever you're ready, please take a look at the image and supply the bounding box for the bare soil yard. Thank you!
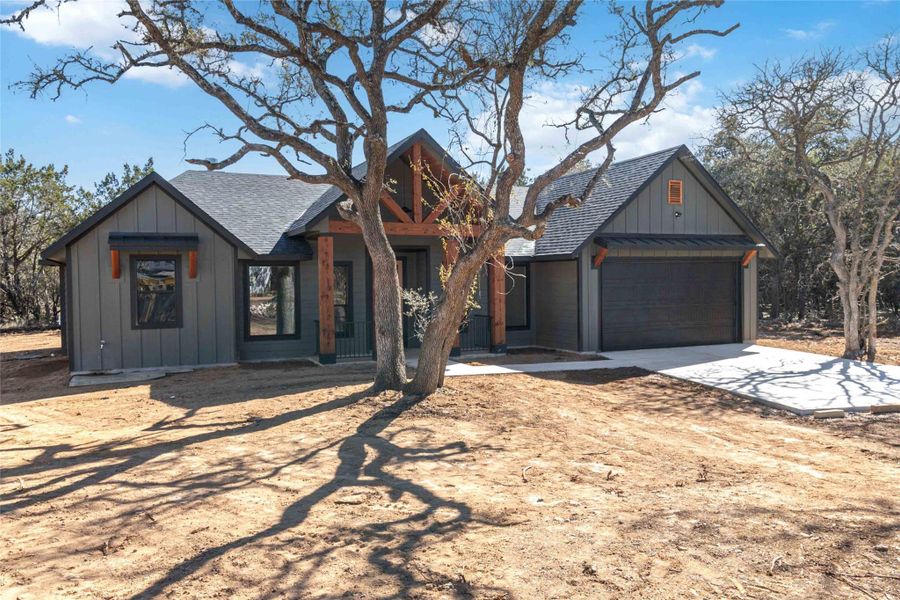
[759,321,900,366]
[1,332,898,599]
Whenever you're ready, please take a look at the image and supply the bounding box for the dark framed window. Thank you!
[506,263,530,330]
[244,263,299,339]
[334,261,353,337]
[131,255,182,329]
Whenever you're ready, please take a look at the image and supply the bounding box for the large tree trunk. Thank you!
[406,250,487,395]
[823,197,866,360]
[865,275,879,362]
[837,280,864,360]
[359,212,407,392]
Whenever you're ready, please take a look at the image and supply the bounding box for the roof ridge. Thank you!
[610,144,684,165]
[173,169,318,180]
[537,145,684,187]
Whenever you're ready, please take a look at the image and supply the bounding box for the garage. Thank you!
[600,259,740,351]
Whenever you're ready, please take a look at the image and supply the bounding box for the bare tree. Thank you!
[719,39,900,361]
[4,0,486,391]
[403,0,738,393]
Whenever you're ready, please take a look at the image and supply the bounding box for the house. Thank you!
[40,129,776,373]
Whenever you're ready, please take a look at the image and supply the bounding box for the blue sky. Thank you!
[1,0,896,189]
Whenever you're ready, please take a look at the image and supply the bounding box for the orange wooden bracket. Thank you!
[110,249,121,279]
[741,248,757,268]
[593,247,609,268]
[188,250,198,278]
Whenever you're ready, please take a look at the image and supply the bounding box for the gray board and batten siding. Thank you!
[572,155,759,352]
[45,135,771,372]
[65,183,237,372]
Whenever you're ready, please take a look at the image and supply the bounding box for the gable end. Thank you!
[42,172,255,261]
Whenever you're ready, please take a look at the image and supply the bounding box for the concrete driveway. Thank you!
[440,344,900,415]
[601,344,900,415]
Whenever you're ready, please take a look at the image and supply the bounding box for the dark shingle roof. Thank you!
[531,146,682,257]
[167,142,686,258]
[169,171,330,256]
[168,129,466,254]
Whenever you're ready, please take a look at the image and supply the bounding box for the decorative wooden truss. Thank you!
[328,142,470,237]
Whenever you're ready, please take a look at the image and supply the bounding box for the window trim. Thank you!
[130,254,182,330]
[505,262,531,331]
[333,261,354,338]
[243,261,301,341]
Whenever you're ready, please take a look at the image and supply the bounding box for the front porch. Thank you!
[313,234,507,364]
[312,140,507,364]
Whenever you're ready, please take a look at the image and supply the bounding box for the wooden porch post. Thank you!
[317,235,336,364]
[488,251,507,353]
[412,143,423,223]
[442,239,462,357]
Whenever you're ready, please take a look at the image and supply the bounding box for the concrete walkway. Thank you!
[436,344,900,415]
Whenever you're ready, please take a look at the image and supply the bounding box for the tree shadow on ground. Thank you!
[126,390,510,599]
[617,501,899,599]
[3,374,510,597]
[0,384,371,514]
[0,350,376,405]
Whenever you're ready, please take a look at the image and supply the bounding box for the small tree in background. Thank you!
[0,150,73,325]
[0,151,153,326]
[76,159,155,214]
[718,39,900,361]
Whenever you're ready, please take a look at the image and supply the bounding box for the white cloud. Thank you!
[227,60,266,80]
[679,44,717,61]
[472,78,716,175]
[783,21,835,41]
[2,0,133,55]
[2,0,187,87]
[64,114,81,124]
[123,65,188,88]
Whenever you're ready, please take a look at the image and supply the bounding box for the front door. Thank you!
[367,248,431,349]
[396,249,431,348]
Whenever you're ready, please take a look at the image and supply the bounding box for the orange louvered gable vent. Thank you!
[668,179,683,205]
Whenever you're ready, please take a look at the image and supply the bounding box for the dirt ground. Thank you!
[0,330,63,357]
[1,333,898,599]
[758,321,900,366]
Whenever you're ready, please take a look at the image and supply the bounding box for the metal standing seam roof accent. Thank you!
[108,232,199,250]
[594,234,758,250]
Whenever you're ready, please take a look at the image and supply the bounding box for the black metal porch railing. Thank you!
[315,314,489,359]
[315,320,374,360]
[458,314,490,352]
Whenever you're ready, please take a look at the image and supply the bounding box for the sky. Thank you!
[1,0,897,189]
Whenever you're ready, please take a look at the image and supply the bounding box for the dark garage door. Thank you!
[601,259,739,351]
